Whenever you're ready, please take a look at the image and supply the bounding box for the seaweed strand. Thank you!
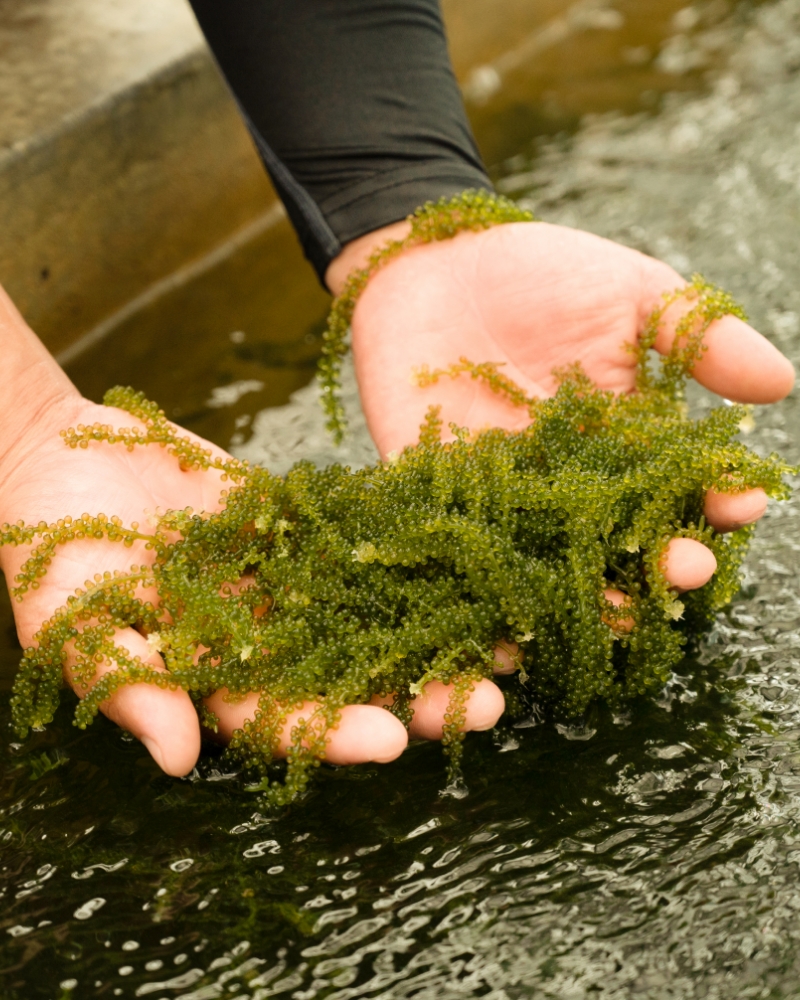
[320,189,534,441]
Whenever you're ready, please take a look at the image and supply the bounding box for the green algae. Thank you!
[1,268,793,806]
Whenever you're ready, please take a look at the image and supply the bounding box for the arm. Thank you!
[187,2,793,597]
[187,0,488,284]
[0,290,77,471]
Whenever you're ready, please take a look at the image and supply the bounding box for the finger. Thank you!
[639,258,795,403]
[493,641,521,675]
[704,486,768,532]
[65,627,201,777]
[402,678,506,741]
[660,537,717,592]
[204,690,408,765]
[603,588,634,633]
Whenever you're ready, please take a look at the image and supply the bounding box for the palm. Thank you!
[2,398,227,644]
[351,223,791,456]
[0,396,231,775]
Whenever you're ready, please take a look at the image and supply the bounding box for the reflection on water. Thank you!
[4,0,800,997]
[455,0,769,165]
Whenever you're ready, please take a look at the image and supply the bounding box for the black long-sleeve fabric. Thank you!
[187,0,491,284]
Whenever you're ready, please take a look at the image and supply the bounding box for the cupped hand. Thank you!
[347,220,792,573]
[0,389,429,775]
[349,223,794,451]
[0,296,503,775]
[0,382,222,776]
[333,219,794,717]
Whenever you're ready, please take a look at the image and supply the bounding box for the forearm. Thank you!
[187,0,491,287]
[0,286,79,492]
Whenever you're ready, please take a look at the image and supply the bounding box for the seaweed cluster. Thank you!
[1,271,792,805]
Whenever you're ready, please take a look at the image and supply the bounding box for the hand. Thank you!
[340,220,793,538]
[0,289,496,776]
[338,220,793,448]
[327,219,795,718]
[0,396,212,776]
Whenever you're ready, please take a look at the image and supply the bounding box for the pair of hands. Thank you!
[0,221,793,777]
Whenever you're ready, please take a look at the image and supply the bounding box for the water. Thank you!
[4,1,800,996]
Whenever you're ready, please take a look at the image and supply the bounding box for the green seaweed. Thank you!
[1,241,793,807]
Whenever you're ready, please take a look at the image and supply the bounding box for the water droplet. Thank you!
[169,858,194,873]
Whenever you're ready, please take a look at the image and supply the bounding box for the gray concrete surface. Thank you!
[0,0,275,354]
[0,0,202,151]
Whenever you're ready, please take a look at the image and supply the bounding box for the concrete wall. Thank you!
[0,1,275,355]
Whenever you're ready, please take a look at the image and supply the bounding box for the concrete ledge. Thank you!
[0,45,274,356]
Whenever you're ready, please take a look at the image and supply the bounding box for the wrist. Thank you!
[325,219,412,297]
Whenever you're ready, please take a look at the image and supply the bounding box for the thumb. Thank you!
[639,256,795,403]
[65,627,201,777]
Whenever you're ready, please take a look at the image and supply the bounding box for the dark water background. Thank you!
[4,2,800,997]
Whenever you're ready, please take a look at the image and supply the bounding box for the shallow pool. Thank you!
[4,2,800,997]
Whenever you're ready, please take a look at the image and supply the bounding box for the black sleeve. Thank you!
[187,0,492,285]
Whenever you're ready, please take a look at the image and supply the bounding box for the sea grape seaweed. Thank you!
[1,278,793,806]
